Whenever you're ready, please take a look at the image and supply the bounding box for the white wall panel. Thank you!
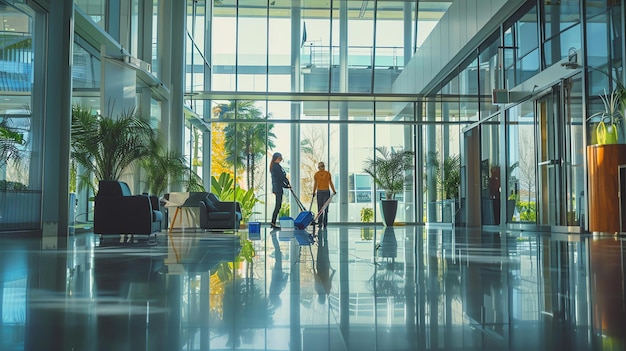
[394,0,526,94]
[448,4,460,54]
[466,0,478,37]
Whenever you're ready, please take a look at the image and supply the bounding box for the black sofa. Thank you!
[199,193,242,230]
[94,180,163,236]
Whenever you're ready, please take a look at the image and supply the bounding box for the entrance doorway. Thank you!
[535,76,584,230]
[463,75,585,230]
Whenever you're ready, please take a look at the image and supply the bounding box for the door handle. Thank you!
[538,159,561,166]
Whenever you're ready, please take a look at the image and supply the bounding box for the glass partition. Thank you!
[480,116,502,225]
[0,2,41,231]
[506,101,536,223]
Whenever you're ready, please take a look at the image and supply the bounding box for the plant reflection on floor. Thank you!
[369,228,405,297]
[208,238,273,347]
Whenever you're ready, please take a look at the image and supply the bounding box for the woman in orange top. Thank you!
[312,161,336,228]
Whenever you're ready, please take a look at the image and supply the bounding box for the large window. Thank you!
[0,2,41,231]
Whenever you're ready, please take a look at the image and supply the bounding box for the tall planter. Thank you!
[380,199,398,226]
[587,144,626,232]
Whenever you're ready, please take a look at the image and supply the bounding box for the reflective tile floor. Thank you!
[1,226,625,351]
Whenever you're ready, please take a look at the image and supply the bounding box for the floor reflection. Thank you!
[0,227,625,350]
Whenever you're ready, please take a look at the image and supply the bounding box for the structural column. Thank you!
[41,0,74,247]
[158,0,185,192]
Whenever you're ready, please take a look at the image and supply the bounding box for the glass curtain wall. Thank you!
[191,1,437,224]
[0,2,42,231]
[585,1,623,145]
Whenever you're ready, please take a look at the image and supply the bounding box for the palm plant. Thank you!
[0,119,25,168]
[140,148,188,195]
[439,154,461,199]
[218,100,277,190]
[363,146,415,200]
[70,105,157,192]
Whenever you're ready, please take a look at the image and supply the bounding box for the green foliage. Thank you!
[238,239,256,263]
[69,160,77,193]
[440,155,461,199]
[211,172,236,199]
[215,261,233,282]
[0,119,25,167]
[363,146,414,200]
[427,153,461,199]
[361,228,374,241]
[71,105,157,192]
[586,69,626,144]
[218,100,277,190]
[278,202,290,218]
[140,149,188,195]
[360,207,374,222]
[211,172,262,223]
[185,170,206,192]
[237,187,262,223]
[517,200,537,221]
[0,180,27,191]
[360,207,375,240]
[589,89,624,144]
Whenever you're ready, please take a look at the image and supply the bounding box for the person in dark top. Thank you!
[270,152,290,228]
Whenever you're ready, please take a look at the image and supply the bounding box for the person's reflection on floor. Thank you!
[269,229,288,310]
[314,229,335,304]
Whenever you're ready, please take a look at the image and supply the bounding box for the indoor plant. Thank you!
[70,105,158,192]
[210,172,262,224]
[363,146,414,226]
[360,207,374,240]
[0,119,25,168]
[588,88,624,145]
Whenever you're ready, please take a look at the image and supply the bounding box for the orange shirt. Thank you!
[313,170,336,192]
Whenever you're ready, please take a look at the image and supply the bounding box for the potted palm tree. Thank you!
[70,105,157,192]
[363,146,414,226]
[140,148,188,196]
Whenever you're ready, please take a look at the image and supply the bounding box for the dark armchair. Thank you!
[199,193,242,230]
[94,180,163,236]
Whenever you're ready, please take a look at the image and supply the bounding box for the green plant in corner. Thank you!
[210,172,262,223]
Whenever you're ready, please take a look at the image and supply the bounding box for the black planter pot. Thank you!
[380,199,398,226]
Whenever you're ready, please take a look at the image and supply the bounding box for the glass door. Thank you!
[536,76,584,229]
